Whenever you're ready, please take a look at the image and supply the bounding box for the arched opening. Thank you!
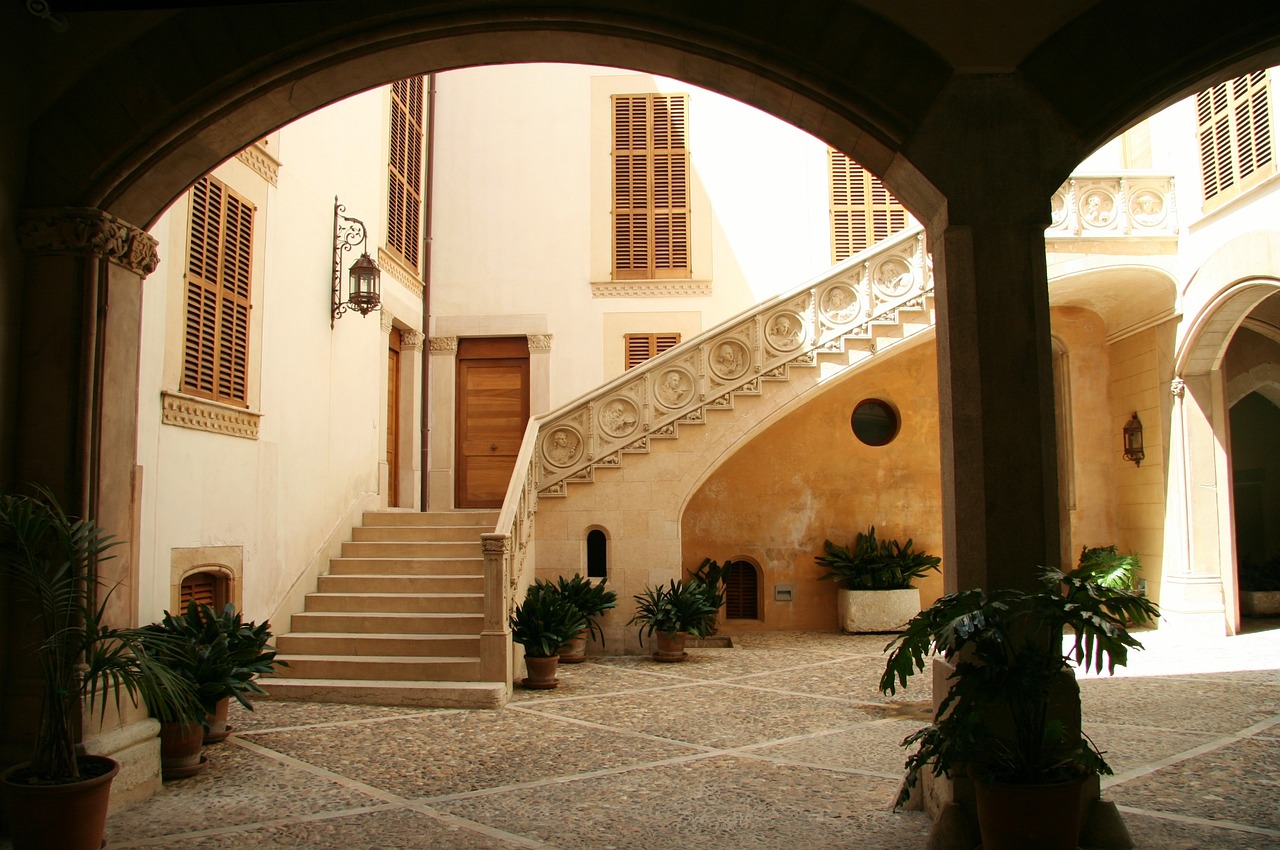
[586,528,609,579]
[179,568,231,612]
[723,559,761,621]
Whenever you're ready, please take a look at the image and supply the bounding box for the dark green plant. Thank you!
[142,601,285,718]
[1076,545,1141,590]
[880,564,1160,805]
[627,579,719,644]
[0,488,200,782]
[509,582,588,658]
[691,558,730,616]
[551,573,618,645]
[816,526,941,590]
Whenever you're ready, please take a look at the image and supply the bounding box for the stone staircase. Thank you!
[263,509,507,708]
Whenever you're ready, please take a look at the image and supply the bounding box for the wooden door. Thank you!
[455,337,530,508]
[387,329,401,507]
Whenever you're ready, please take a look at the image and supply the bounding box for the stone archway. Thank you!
[1168,231,1280,634]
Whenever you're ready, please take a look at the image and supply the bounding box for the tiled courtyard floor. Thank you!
[97,625,1279,849]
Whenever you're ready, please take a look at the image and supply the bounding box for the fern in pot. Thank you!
[509,582,587,689]
[548,574,617,663]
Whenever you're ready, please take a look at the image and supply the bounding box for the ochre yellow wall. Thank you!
[681,340,944,631]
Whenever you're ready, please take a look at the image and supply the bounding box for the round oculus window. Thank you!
[851,398,899,446]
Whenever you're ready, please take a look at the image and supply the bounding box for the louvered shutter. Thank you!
[828,150,910,263]
[387,76,424,270]
[181,571,228,610]
[624,333,681,369]
[1198,70,1275,207]
[182,176,254,407]
[724,561,759,620]
[612,94,691,280]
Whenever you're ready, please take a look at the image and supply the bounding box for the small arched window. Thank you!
[724,560,760,620]
[180,570,230,611]
[587,529,608,579]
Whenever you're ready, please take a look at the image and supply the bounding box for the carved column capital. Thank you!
[527,334,553,351]
[430,336,458,354]
[380,308,396,334]
[19,207,160,277]
[1170,376,1186,398]
[400,331,424,350]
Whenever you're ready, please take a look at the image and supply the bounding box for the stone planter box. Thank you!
[838,587,920,633]
[1241,590,1280,617]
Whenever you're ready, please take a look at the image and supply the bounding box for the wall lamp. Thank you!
[332,196,381,327]
[1122,411,1144,466]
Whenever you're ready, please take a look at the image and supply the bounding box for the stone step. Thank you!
[317,574,483,594]
[327,557,484,576]
[290,611,483,635]
[360,510,499,528]
[260,678,506,709]
[351,525,488,543]
[341,541,481,558]
[275,654,481,681]
[275,632,481,657]
[302,592,483,614]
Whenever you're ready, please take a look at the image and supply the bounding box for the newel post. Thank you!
[480,533,513,689]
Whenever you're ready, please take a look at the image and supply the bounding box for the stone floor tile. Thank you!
[105,741,384,840]
[230,698,443,732]
[1123,810,1280,850]
[1077,674,1280,734]
[247,709,703,799]
[1108,737,1280,830]
[435,754,933,850]
[111,808,527,850]
[731,654,931,705]
[520,682,884,749]
[508,659,685,702]
[749,719,926,776]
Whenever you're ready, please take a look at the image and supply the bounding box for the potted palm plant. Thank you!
[509,582,587,689]
[0,488,199,850]
[548,574,617,662]
[816,525,941,632]
[879,564,1159,850]
[627,579,718,662]
[690,558,730,634]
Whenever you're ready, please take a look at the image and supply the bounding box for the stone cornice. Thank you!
[377,247,424,297]
[20,207,160,277]
[235,142,280,186]
[590,279,713,297]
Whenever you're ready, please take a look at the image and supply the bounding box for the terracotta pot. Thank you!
[0,754,119,850]
[204,696,233,744]
[160,720,207,779]
[522,654,560,689]
[653,630,688,662]
[973,772,1088,850]
[557,629,588,663]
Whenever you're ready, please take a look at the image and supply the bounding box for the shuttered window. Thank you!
[182,176,254,407]
[612,94,692,280]
[1197,70,1275,209]
[387,76,424,270]
[724,561,759,620]
[625,332,681,369]
[829,151,909,262]
[180,571,228,611]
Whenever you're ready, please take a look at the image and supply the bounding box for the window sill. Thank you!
[161,391,260,440]
[591,279,712,297]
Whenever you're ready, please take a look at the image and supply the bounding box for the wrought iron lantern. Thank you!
[1122,411,1144,466]
[332,196,381,326]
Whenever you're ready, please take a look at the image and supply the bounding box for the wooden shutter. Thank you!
[182,176,254,407]
[829,150,908,263]
[1198,70,1275,208]
[724,561,759,620]
[625,332,681,369]
[388,76,424,269]
[612,94,691,280]
[180,571,228,610]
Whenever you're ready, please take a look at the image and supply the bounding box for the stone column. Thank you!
[428,335,458,509]
[5,207,162,806]
[399,330,425,510]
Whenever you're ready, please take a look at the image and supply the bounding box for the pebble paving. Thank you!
[48,625,1279,849]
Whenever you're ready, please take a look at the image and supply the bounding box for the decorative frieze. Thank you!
[234,142,280,186]
[161,391,260,439]
[20,207,161,277]
[376,247,424,296]
[1047,175,1178,240]
[590,279,713,298]
[430,336,458,354]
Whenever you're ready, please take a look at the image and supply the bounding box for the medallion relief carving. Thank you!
[543,426,584,468]
[765,311,805,352]
[598,397,640,438]
[710,339,751,380]
[654,368,696,409]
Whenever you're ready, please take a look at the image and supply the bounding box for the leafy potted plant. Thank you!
[815,525,941,632]
[1076,544,1141,590]
[627,579,718,662]
[690,558,730,634]
[509,582,587,688]
[548,574,618,663]
[0,488,199,850]
[879,564,1160,850]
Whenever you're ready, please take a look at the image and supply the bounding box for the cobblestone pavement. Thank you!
[95,625,1279,850]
